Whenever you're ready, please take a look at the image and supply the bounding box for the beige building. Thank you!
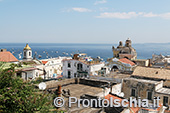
[122,77,165,113]
[121,66,170,112]
[122,77,163,102]
[132,59,149,67]
[132,66,170,82]
[112,38,137,60]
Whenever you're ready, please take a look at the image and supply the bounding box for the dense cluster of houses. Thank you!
[1,39,170,113]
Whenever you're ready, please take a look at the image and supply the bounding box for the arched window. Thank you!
[29,52,31,56]
[68,62,71,68]
[111,66,119,72]
[68,71,71,78]
[124,56,129,59]
[24,52,26,57]
[77,63,83,71]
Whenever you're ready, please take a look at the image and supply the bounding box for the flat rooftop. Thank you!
[60,84,105,112]
[133,59,148,61]
[124,77,161,85]
[103,72,131,79]
[63,59,104,65]
[62,84,103,98]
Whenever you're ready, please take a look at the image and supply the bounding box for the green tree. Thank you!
[0,63,52,113]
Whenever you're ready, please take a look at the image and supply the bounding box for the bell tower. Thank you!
[23,43,32,61]
[125,38,132,47]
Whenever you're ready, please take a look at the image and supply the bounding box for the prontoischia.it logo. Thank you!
[54,96,160,108]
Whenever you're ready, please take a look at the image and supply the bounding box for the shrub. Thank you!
[0,63,51,113]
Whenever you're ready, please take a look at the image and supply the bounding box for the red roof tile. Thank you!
[105,94,140,113]
[56,75,63,79]
[119,58,135,66]
[0,51,18,62]
[105,94,162,113]
[42,61,48,65]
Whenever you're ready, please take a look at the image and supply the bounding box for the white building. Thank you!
[62,53,105,78]
[98,66,111,76]
[40,57,72,79]
[23,44,32,61]
[16,67,39,80]
[19,44,72,80]
[107,57,136,72]
[151,54,170,68]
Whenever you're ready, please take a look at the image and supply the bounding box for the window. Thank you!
[74,63,77,67]
[77,63,83,71]
[141,109,148,113]
[147,91,152,100]
[24,52,26,57]
[29,52,31,56]
[102,68,106,71]
[163,96,168,106]
[17,72,21,77]
[68,71,71,78]
[131,89,136,97]
[68,63,71,68]
[36,72,38,77]
[74,73,76,78]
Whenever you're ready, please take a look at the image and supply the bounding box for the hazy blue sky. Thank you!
[1,0,170,43]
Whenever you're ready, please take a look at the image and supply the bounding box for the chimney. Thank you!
[75,78,79,84]
[56,85,62,109]
[148,59,152,67]
[57,85,62,97]
[110,84,112,93]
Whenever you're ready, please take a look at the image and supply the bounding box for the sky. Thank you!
[1,0,170,43]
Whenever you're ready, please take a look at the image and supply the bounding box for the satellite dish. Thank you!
[38,82,46,90]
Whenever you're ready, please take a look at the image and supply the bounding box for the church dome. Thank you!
[120,47,131,54]
[24,44,31,50]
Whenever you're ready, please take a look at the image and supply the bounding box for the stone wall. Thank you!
[45,78,111,90]
[45,78,75,89]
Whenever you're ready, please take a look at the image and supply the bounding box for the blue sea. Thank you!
[0,43,170,61]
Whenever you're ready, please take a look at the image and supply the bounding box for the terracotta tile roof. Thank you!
[141,103,162,112]
[42,61,48,65]
[119,58,135,66]
[0,51,18,62]
[105,94,140,113]
[132,66,170,80]
[56,75,63,79]
[106,93,162,112]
